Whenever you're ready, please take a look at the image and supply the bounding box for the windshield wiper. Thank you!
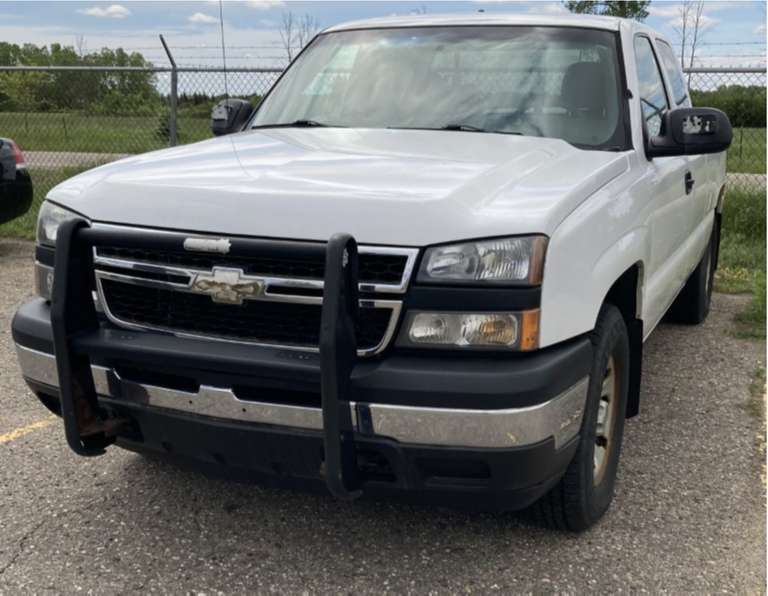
[252,119,341,129]
[443,124,524,135]
[388,124,523,135]
[388,124,486,132]
[442,123,487,132]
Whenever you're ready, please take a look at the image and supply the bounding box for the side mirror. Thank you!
[647,107,733,158]
[211,98,254,136]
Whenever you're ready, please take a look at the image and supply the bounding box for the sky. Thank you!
[0,0,765,69]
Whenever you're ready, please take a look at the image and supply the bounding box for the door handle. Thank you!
[685,171,695,195]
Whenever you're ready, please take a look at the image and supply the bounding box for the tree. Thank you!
[0,41,160,113]
[565,1,650,21]
[279,11,320,63]
[279,11,295,63]
[74,34,87,58]
[296,13,320,53]
[687,1,706,71]
[672,0,708,74]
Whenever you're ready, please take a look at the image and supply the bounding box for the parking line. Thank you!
[0,418,56,445]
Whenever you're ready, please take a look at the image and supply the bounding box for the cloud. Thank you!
[77,4,131,19]
[667,13,720,32]
[528,2,568,14]
[649,0,741,17]
[647,4,680,19]
[754,23,767,35]
[649,3,720,33]
[245,0,285,9]
[189,12,218,24]
[203,0,284,8]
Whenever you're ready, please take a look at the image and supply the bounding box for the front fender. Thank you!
[539,179,648,347]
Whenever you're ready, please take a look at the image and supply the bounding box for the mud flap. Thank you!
[319,233,362,500]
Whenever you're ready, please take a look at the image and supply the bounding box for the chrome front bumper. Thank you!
[16,344,588,450]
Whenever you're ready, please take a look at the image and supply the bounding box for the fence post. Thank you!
[169,70,178,147]
[160,35,178,147]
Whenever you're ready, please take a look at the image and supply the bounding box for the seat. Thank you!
[557,61,616,145]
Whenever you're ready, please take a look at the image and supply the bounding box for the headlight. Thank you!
[418,236,547,285]
[398,310,540,351]
[36,201,79,247]
[35,201,80,300]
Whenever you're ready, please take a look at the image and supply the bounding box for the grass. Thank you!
[0,111,212,154]
[734,271,766,339]
[714,189,766,339]
[727,128,766,175]
[0,166,89,240]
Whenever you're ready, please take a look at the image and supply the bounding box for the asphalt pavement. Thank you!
[0,239,764,594]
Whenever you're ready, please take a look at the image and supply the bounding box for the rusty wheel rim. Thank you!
[593,355,618,486]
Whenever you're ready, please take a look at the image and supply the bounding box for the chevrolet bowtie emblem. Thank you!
[191,267,265,305]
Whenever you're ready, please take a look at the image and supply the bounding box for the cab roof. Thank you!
[324,13,626,33]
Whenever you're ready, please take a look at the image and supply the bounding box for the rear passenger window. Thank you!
[634,36,669,137]
[656,39,689,106]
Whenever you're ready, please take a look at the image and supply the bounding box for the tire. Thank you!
[667,223,717,325]
[529,304,630,531]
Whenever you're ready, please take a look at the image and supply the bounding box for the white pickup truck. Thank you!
[14,14,732,530]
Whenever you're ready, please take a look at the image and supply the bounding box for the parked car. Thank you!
[13,14,731,531]
[0,137,32,224]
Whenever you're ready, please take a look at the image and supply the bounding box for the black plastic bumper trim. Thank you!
[406,285,541,311]
[14,298,592,411]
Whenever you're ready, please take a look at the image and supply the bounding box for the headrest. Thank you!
[561,62,609,113]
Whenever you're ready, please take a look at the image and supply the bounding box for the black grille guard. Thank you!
[51,220,365,498]
[319,234,363,499]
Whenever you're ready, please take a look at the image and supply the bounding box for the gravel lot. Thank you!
[0,239,765,594]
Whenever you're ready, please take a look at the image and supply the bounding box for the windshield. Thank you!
[251,26,627,150]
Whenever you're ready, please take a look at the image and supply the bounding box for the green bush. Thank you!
[690,85,766,128]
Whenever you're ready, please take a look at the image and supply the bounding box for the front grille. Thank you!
[101,280,393,350]
[98,246,409,285]
[92,230,417,355]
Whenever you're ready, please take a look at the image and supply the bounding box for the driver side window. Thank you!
[634,36,670,137]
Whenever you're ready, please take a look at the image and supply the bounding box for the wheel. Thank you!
[529,304,629,531]
[667,223,717,325]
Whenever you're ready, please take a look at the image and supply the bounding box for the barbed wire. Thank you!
[106,40,768,51]
[106,44,301,51]
[668,41,766,46]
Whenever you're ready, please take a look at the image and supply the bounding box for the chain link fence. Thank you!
[0,64,764,235]
[686,67,766,195]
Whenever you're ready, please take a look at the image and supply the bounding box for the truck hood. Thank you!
[48,128,628,246]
